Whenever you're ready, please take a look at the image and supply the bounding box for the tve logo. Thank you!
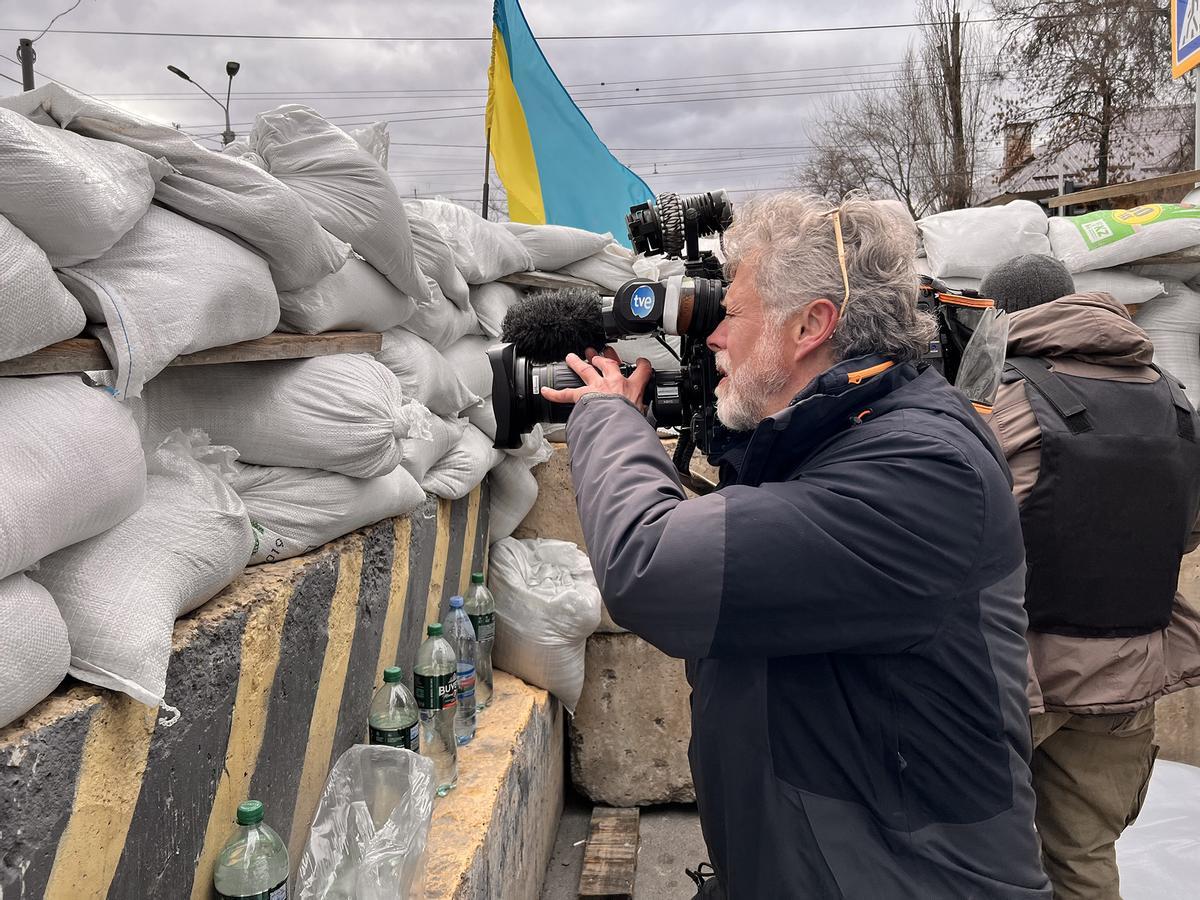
[630,285,656,319]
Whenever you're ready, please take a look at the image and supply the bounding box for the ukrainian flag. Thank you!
[486,0,653,243]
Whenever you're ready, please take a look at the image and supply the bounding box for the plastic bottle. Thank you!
[442,596,477,744]
[213,800,289,900]
[414,622,458,796]
[368,666,420,751]
[464,572,495,710]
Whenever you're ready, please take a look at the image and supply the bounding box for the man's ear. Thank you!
[788,298,839,362]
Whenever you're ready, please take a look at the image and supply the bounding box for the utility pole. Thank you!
[481,128,492,219]
[167,61,241,145]
[17,38,34,91]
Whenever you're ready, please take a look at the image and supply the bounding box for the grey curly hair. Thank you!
[722,191,935,364]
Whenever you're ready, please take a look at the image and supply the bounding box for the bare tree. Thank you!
[991,0,1183,186]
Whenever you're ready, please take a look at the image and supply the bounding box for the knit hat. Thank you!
[979,254,1076,314]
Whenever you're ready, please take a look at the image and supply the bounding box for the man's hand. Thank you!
[540,347,652,413]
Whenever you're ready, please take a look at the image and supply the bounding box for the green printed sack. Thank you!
[1048,204,1200,273]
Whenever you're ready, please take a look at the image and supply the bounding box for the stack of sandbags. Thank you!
[0,376,146,726]
[1133,280,1200,408]
[0,214,85,362]
[404,198,532,283]
[917,200,1053,280]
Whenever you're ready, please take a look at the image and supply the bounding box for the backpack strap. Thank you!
[1004,357,1092,434]
[1151,364,1197,442]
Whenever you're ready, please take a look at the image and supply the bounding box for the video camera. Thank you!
[489,191,733,480]
[916,276,998,386]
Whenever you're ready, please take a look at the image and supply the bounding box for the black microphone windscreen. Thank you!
[501,288,608,363]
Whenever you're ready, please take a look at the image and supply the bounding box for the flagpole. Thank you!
[481,127,492,219]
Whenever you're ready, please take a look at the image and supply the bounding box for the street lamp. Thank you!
[167,61,240,145]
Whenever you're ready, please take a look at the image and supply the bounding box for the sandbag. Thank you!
[488,455,539,543]
[31,431,252,707]
[917,200,1051,279]
[348,121,389,168]
[0,375,146,580]
[913,256,982,292]
[231,459,427,565]
[0,213,85,362]
[469,281,523,339]
[1072,270,1166,306]
[505,424,554,465]
[420,425,503,500]
[503,222,611,271]
[404,199,532,283]
[59,204,281,399]
[0,83,349,292]
[1134,280,1200,407]
[1049,205,1200,273]
[487,537,602,713]
[278,255,416,335]
[135,354,407,477]
[559,242,639,291]
[467,401,498,441]
[400,414,467,483]
[0,106,170,266]
[408,209,470,308]
[376,327,481,416]
[400,280,483,349]
[0,574,70,729]
[614,334,682,372]
[250,105,429,302]
[440,335,494,400]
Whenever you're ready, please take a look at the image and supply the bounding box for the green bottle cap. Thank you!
[236,800,264,826]
[427,623,443,637]
[471,572,484,584]
[383,666,402,683]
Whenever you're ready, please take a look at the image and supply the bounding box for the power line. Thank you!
[1,70,23,86]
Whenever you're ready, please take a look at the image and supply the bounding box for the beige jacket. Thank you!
[987,291,1200,716]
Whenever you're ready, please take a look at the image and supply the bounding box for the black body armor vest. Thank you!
[1005,357,1200,638]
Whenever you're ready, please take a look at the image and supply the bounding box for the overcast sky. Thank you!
[0,0,994,208]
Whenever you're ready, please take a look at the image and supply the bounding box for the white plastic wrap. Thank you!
[348,121,389,168]
[31,430,252,707]
[1116,760,1200,899]
[0,213,85,362]
[0,573,70,729]
[295,745,436,900]
[376,328,481,416]
[487,537,603,713]
[917,200,1051,279]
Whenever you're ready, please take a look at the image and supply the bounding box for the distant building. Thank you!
[979,107,1193,211]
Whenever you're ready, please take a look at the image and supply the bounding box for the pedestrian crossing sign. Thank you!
[1174,0,1200,77]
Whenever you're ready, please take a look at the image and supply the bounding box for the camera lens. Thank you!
[675,277,726,339]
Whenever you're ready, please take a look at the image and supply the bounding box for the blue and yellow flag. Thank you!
[486,0,653,243]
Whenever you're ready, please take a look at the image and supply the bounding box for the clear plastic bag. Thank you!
[954,306,1010,411]
[1116,760,1200,899]
[294,745,436,900]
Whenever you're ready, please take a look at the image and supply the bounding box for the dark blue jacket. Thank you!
[565,356,1051,898]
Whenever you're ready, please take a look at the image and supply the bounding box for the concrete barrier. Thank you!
[0,488,508,899]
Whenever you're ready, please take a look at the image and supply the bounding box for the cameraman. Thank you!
[543,193,1050,898]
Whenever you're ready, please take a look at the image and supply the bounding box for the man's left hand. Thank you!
[540,347,652,412]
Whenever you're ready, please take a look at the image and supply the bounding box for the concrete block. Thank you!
[570,632,695,807]
[425,671,564,900]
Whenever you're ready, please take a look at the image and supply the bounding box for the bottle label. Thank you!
[468,612,495,643]
[369,723,420,751]
[415,672,458,711]
[457,664,476,701]
[215,877,287,900]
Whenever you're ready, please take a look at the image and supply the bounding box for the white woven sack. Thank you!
[31,431,252,707]
[503,222,611,271]
[0,213,85,362]
[0,105,170,266]
[488,455,539,543]
[401,280,483,349]
[913,256,982,292]
[505,424,554,465]
[135,354,407,477]
[231,460,427,565]
[348,122,389,168]
[487,537,602,713]
[278,255,416,335]
[615,334,682,372]
[467,402,498,440]
[559,242,638,291]
[1049,205,1200,273]
[250,105,429,303]
[408,209,471,307]
[376,327,481,416]
[1072,270,1165,306]
[1134,280,1200,407]
[420,425,503,500]
[400,414,467,483]
[469,282,523,339]
[0,375,146,581]
[0,84,349,292]
[404,199,532,283]
[441,335,494,400]
[0,574,70,728]
[917,200,1050,279]
[59,205,280,399]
